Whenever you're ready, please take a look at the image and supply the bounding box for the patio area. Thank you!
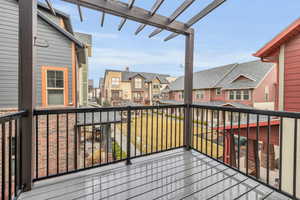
[19,149,289,200]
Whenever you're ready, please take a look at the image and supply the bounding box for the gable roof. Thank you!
[254,18,300,58]
[37,10,83,47]
[215,60,274,90]
[169,63,237,91]
[121,71,170,84]
[168,60,274,91]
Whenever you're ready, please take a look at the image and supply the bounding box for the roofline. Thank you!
[254,63,275,89]
[229,74,257,83]
[253,17,300,58]
[38,11,84,48]
[37,2,71,19]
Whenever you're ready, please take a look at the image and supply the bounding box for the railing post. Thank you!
[19,0,37,191]
[184,28,194,150]
[126,106,132,165]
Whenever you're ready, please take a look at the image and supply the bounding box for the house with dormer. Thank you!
[161,60,276,110]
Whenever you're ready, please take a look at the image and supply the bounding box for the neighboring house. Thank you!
[98,77,104,105]
[75,32,92,107]
[254,18,300,197]
[103,67,170,106]
[0,1,90,109]
[162,60,276,110]
[88,79,94,101]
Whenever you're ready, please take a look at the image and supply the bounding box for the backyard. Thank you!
[117,111,223,158]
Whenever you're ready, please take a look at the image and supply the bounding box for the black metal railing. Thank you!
[191,104,299,200]
[3,104,297,199]
[33,104,186,181]
[0,110,27,200]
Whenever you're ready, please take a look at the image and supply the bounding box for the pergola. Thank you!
[19,0,226,190]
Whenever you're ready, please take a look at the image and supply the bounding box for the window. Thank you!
[47,70,64,105]
[264,86,269,101]
[236,90,241,100]
[153,84,160,89]
[229,91,235,100]
[196,90,204,99]
[135,78,142,89]
[215,88,221,95]
[179,91,184,99]
[111,77,120,87]
[243,90,250,100]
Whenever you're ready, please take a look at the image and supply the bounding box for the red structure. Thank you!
[254,17,300,112]
[219,119,280,176]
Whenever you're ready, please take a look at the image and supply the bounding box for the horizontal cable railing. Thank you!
[33,105,186,181]
[0,110,27,200]
[191,104,299,200]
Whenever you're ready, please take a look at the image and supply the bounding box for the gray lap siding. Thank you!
[0,0,73,109]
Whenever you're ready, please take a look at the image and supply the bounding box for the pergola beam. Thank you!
[135,0,164,35]
[164,0,226,41]
[61,0,189,35]
[149,0,195,38]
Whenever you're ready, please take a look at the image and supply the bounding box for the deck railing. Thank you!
[0,110,27,200]
[33,104,186,181]
[191,104,299,200]
[1,104,299,199]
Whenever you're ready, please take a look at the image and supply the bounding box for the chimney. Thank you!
[125,66,129,72]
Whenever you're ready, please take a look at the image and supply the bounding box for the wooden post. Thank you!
[19,0,37,191]
[184,29,194,150]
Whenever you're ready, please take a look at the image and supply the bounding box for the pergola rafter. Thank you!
[149,0,195,38]
[118,0,135,31]
[164,0,226,41]
[134,0,164,35]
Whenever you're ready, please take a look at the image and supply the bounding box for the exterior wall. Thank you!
[210,89,226,101]
[103,71,122,102]
[221,90,253,106]
[193,89,211,102]
[120,82,131,100]
[0,0,19,108]
[281,118,300,198]
[284,34,300,112]
[37,19,73,107]
[78,48,89,106]
[0,0,74,109]
[252,66,277,104]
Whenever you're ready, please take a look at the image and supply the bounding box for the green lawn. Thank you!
[119,113,223,158]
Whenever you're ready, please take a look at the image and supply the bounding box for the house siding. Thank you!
[284,34,300,111]
[0,0,73,108]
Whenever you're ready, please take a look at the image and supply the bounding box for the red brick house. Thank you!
[161,60,276,110]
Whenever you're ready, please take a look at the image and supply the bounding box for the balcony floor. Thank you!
[19,149,290,200]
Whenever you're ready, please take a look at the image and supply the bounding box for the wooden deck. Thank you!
[19,149,290,200]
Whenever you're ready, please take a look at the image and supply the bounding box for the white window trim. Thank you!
[46,70,65,106]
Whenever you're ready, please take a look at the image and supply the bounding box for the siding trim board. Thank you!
[41,66,69,107]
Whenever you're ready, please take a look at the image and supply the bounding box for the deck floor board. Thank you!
[19,149,291,200]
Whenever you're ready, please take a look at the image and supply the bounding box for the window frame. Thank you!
[215,88,221,95]
[42,66,68,107]
[229,90,235,100]
[111,77,120,87]
[135,77,142,89]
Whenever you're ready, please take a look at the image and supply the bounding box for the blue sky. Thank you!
[51,0,299,87]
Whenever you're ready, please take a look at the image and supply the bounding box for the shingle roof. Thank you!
[215,60,274,90]
[169,63,237,91]
[74,32,92,46]
[121,71,170,84]
[159,100,252,109]
[169,60,274,91]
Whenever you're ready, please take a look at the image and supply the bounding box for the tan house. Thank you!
[103,68,171,106]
